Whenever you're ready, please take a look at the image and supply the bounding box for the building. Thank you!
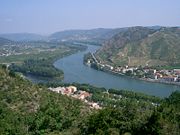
[78,91,91,100]
[154,73,163,80]
[174,69,180,75]
[161,76,177,82]
[122,68,134,74]
[88,102,102,109]
[66,86,77,93]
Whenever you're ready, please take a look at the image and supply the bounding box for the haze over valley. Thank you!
[0,0,180,134]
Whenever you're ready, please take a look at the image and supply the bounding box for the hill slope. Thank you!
[0,66,89,134]
[0,33,47,41]
[0,66,180,134]
[96,27,180,67]
[49,28,125,44]
[0,37,14,46]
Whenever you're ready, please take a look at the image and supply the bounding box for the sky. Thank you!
[0,0,180,34]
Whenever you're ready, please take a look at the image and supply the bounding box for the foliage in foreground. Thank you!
[0,66,180,135]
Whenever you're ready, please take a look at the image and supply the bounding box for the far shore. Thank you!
[87,64,180,87]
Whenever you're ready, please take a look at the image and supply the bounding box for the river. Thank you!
[54,44,180,97]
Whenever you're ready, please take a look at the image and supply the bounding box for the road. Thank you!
[91,53,99,64]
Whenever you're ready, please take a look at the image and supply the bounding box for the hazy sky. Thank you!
[0,0,180,34]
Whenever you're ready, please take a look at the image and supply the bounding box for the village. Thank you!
[0,42,36,57]
[85,53,180,85]
[48,85,102,109]
[0,44,22,56]
[0,42,59,57]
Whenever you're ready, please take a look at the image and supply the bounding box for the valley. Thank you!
[1,27,180,97]
[1,1,180,134]
[83,27,180,86]
[0,39,86,81]
[0,26,180,135]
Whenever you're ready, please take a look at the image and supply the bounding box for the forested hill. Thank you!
[96,27,180,67]
[0,66,180,134]
[0,66,90,134]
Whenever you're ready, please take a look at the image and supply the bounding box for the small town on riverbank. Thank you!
[49,85,102,109]
[84,53,180,85]
[48,84,160,111]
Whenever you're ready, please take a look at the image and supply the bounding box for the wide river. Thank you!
[54,44,180,97]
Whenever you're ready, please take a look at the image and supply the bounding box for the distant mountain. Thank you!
[0,29,123,43]
[147,25,162,30]
[49,28,125,44]
[0,33,47,41]
[96,26,180,67]
[0,37,14,46]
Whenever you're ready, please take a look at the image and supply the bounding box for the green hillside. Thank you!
[0,66,180,134]
[0,66,90,134]
[96,27,180,67]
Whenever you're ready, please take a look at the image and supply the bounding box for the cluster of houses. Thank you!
[153,69,180,82]
[0,43,56,57]
[87,53,180,84]
[114,66,180,83]
[122,67,179,83]
[48,86,102,109]
[0,44,30,56]
[114,66,136,74]
[0,45,17,56]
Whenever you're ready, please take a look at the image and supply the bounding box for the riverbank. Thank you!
[99,65,180,86]
[54,44,180,97]
[7,44,87,82]
[89,63,180,87]
[140,78,180,86]
[84,52,180,87]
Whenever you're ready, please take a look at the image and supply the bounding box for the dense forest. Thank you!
[9,58,64,79]
[0,65,180,135]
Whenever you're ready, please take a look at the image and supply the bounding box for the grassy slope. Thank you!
[96,27,180,67]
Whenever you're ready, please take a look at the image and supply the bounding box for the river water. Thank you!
[54,44,180,97]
